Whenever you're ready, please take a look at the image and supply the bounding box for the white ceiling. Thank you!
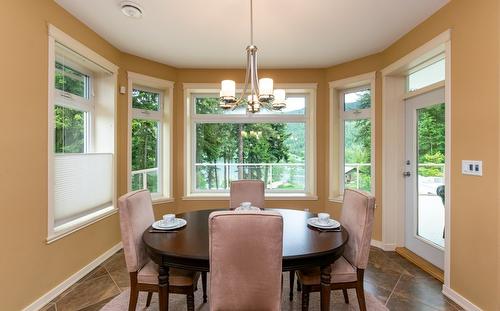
[55,0,449,69]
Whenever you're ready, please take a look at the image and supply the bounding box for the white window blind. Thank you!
[54,154,113,227]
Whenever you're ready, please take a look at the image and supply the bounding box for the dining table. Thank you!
[143,208,349,311]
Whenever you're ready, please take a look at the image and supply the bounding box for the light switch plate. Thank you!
[462,160,482,176]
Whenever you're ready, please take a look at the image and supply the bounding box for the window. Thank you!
[48,25,118,242]
[340,87,373,193]
[54,60,92,154]
[127,72,173,202]
[407,57,445,91]
[130,87,162,194]
[185,86,316,198]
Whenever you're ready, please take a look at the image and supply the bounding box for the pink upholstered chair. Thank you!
[209,211,283,311]
[118,190,204,311]
[229,179,265,209]
[296,189,375,311]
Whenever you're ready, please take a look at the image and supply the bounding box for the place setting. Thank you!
[150,213,187,233]
[307,212,342,232]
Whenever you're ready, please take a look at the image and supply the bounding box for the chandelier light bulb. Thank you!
[273,89,286,103]
[259,78,273,96]
[221,80,236,98]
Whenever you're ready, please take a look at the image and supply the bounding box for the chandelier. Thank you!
[219,0,286,113]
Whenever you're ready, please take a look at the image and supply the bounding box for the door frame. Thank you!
[381,30,451,286]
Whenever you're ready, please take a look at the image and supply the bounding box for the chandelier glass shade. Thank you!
[219,0,286,113]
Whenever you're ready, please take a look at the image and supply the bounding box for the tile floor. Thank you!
[41,247,462,310]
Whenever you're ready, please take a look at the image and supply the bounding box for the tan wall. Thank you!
[379,0,499,308]
[0,1,123,309]
[1,0,498,309]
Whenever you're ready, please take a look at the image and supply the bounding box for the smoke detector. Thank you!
[120,1,143,18]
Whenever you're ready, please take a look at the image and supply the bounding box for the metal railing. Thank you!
[344,163,371,190]
[194,162,305,190]
[131,167,158,190]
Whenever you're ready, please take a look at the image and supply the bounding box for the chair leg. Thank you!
[128,286,139,311]
[301,285,310,311]
[355,282,367,311]
[289,270,295,301]
[342,288,349,304]
[186,293,195,311]
[202,272,208,303]
[146,292,153,307]
[297,279,301,292]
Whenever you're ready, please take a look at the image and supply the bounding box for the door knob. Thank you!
[403,171,411,177]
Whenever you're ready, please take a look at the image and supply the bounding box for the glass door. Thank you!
[404,87,445,269]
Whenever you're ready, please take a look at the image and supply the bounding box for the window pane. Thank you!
[344,119,371,191]
[55,62,87,98]
[54,105,85,153]
[408,58,445,91]
[195,97,246,115]
[132,88,160,111]
[195,123,305,191]
[258,96,306,115]
[131,119,159,192]
[344,89,370,111]
[195,96,306,115]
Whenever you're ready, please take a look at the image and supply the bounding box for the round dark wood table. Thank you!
[143,208,349,311]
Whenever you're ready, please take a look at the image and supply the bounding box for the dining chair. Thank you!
[209,210,283,311]
[118,189,206,311]
[295,189,375,311]
[229,179,265,209]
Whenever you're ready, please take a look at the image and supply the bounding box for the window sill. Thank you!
[183,193,318,201]
[152,196,175,204]
[47,206,117,244]
[329,195,344,203]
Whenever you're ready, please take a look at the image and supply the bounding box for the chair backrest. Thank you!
[209,211,283,311]
[118,189,155,273]
[229,180,265,209]
[340,189,375,270]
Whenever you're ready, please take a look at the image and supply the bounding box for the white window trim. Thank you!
[47,25,118,243]
[127,72,174,204]
[183,83,317,200]
[329,72,376,202]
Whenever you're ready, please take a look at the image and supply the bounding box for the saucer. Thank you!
[235,206,261,211]
[152,218,187,230]
[307,217,340,229]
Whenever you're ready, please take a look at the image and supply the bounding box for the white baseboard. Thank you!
[442,285,482,311]
[23,242,123,311]
[370,239,383,249]
[370,240,396,251]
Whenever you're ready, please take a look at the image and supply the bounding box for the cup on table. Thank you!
[240,202,252,210]
[318,212,330,225]
[162,213,176,226]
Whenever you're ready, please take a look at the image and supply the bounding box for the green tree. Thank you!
[193,97,297,189]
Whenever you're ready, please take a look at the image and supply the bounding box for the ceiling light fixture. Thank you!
[219,0,286,113]
[120,1,143,19]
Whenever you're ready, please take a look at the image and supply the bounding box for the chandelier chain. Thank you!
[250,0,253,45]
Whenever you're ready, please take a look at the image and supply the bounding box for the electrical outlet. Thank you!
[462,160,482,176]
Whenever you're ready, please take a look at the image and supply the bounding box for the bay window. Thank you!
[184,85,316,198]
